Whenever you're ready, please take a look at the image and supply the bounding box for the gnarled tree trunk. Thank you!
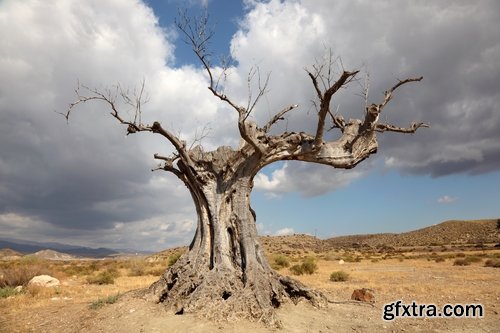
[66,15,427,326]
[146,147,325,327]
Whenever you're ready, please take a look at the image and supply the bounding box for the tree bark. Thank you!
[145,148,325,327]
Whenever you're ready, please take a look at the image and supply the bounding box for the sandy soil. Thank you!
[1,258,498,332]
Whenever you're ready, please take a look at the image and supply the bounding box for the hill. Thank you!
[148,219,500,260]
[0,248,23,260]
[31,249,76,260]
[325,219,500,249]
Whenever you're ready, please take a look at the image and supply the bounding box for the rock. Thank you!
[351,288,375,303]
[14,285,23,292]
[28,275,60,287]
[338,259,345,264]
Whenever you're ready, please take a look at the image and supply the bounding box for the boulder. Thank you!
[28,275,60,287]
[338,259,345,265]
[351,288,375,303]
[14,285,23,292]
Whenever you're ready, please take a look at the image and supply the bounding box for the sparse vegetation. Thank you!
[0,287,19,298]
[272,255,290,269]
[127,258,147,277]
[168,252,183,267]
[453,258,470,266]
[484,259,500,268]
[90,294,121,310]
[87,270,117,285]
[329,271,349,282]
[289,257,318,275]
[0,262,51,288]
[434,257,446,263]
[464,256,482,263]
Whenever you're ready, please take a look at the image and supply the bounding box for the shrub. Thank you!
[147,266,165,276]
[168,252,183,267]
[90,294,121,310]
[464,256,482,263]
[434,257,446,263]
[301,257,318,274]
[0,287,19,298]
[127,259,147,277]
[456,253,466,258]
[484,259,500,268]
[329,271,349,282]
[289,264,304,275]
[453,258,470,266]
[273,255,290,269]
[289,257,317,275]
[0,265,50,288]
[87,271,115,285]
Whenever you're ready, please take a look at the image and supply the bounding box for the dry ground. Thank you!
[1,249,499,333]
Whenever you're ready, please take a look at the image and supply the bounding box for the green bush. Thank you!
[301,257,318,274]
[87,271,116,285]
[453,258,470,266]
[273,255,290,269]
[289,264,304,275]
[90,294,121,310]
[0,287,19,298]
[289,257,317,275]
[329,271,349,282]
[168,252,183,267]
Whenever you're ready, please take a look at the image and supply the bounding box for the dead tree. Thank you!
[64,14,427,327]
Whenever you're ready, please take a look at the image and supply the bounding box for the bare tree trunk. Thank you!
[145,154,325,327]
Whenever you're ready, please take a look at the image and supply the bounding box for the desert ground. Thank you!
[1,220,499,332]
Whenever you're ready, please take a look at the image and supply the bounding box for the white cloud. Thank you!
[254,162,364,197]
[437,195,457,204]
[274,227,295,236]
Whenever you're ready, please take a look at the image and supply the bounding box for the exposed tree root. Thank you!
[143,257,327,328]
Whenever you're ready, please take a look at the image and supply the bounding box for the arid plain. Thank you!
[1,219,499,332]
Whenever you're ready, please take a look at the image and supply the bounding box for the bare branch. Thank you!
[326,106,345,132]
[359,76,424,132]
[312,70,359,146]
[63,83,197,175]
[263,104,299,133]
[375,122,430,133]
[246,67,271,120]
[380,76,423,109]
[176,10,215,87]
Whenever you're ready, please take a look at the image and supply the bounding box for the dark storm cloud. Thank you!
[0,0,197,250]
[232,0,500,184]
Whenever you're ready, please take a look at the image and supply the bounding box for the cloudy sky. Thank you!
[1,0,499,252]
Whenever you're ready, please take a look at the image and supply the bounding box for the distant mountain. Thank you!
[0,238,151,258]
